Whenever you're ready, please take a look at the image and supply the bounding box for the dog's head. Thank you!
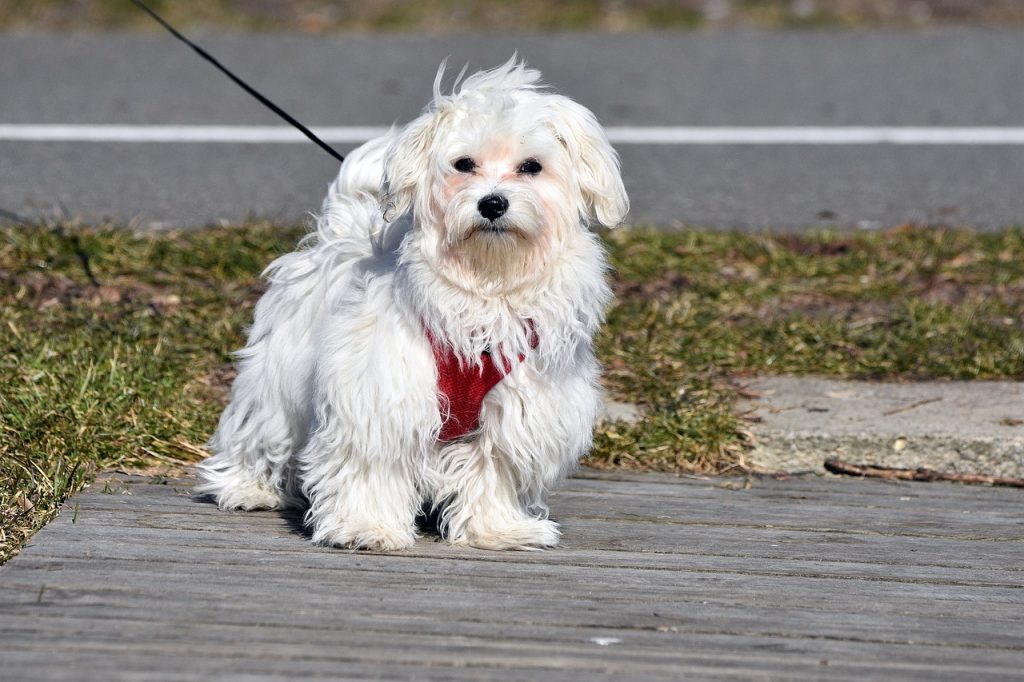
[382,58,628,292]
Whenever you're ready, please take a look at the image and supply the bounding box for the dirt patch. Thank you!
[753,294,893,323]
[1,268,186,317]
[614,269,692,298]
[776,235,856,258]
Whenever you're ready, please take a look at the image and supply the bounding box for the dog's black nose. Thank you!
[477,194,509,221]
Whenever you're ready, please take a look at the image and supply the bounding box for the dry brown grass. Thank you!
[2,0,1022,32]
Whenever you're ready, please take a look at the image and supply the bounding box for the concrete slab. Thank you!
[738,376,1024,478]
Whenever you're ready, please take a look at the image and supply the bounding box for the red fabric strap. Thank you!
[428,325,538,442]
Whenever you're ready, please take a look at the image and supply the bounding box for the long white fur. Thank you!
[198,57,628,550]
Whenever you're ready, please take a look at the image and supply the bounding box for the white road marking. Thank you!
[0,125,390,143]
[607,126,1024,145]
[2,124,1024,145]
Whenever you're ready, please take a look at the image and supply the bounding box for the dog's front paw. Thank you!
[199,476,286,511]
[312,521,417,552]
[458,517,561,551]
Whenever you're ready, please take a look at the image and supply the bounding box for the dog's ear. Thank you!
[545,95,629,228]
[381,112,439,222]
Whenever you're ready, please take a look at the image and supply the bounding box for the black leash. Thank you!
[129,0,345,164]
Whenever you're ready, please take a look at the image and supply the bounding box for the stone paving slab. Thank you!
[738,376,1024,477]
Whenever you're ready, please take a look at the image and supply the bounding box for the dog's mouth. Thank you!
[469,221,526,239]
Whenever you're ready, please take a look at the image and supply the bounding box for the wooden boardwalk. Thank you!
[1,468,1022,680]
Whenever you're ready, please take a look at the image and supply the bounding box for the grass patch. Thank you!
[590,226,1024,470]
[2,0,1022,32]
[2,221,1023,562]
[0,221,302,562]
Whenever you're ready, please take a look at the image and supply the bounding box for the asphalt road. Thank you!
[2,30,1023,230]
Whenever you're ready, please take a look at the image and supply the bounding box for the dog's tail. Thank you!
[325,132,395,202]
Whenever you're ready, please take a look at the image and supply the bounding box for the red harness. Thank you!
[428,326,539,442]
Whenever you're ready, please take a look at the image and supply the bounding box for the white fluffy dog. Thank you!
[198,58,628,550]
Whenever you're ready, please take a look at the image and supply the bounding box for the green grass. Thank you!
[2,221,1023,562]
[0,221,300,562]
[591,227,1024,471]
[2,0,1022,32]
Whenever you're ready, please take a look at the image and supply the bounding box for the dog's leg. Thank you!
[198,257,325,511]
[197,459,286,511]
[438,365,602,550]
[435,438,560,550]
[301,439,422,551]
[298,307,438,551]
[198,396,303,511]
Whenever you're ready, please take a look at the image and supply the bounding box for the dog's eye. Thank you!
[453,157,477,173]
[517,158,543,175]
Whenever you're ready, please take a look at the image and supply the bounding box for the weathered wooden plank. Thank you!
[571,468,1024,501]
[20,530,1024,586]
[0,647,708,682]
[3,596,1021,662]
[83,470,1024,523]
[6,551,1022,616]
[4,647,1014,682]
[3,563,1021,648]
[32,506,1024,574]
[74,488,1024,542]
[2,618,1023,681]
[88,470,1024,508]
[562,481,1024,514]
[47,507,1024,557]
[75,475,1024,541]
[556,481,1024,517]
[69,496,1022,547]
[4,611,1023,666]
[2,469,1023,681]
